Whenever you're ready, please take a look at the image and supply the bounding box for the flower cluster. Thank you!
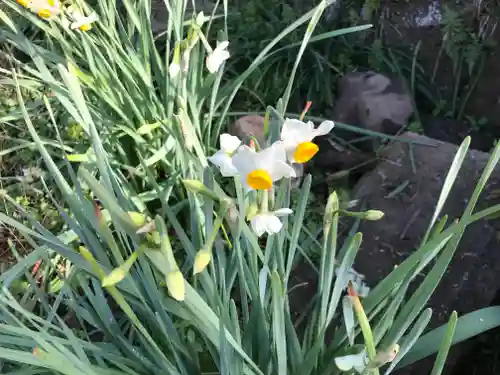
[209,118,334,237]
[16,0,98,30]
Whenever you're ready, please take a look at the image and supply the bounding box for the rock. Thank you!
[312,137,375,175]
[228,115,304,187]
[351,132,500,374]
[229,115,266,147]
[332,71,413,147]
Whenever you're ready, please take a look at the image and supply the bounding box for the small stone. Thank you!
[228,115,266,147]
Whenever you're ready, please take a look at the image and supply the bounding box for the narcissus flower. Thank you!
[232,142,296,190]
[206,41,230,73]
[28,0,61,19]
[69,10,99,31]
[280,119,334,163]
[208,134,242,177]
[250,208,293,237]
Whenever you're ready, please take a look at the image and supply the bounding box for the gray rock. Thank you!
[228,115,266,147]
[332,71,413,141]
[352,132,500,374]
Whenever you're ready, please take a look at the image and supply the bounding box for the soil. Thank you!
[378,1,500,373]
[382,0,500,152]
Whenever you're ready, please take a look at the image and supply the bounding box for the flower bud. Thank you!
[102,249,141,287]
[147,231,161,246]
[193,249,211,275]
[363,210,384,221]
[340,209,385,221]
[101,267,126,287]
[166,270,185,301]
[182,180,219,201]
[195,11,205,27]
[127,211,147,228]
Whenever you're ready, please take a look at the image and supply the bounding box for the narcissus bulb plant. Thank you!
[280,118,334,163]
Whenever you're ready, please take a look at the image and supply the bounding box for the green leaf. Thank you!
[384,308,432,374]
[421,137,470,244]
[398,307,500,369]
[429,311,458,375]
[271,271,288,375]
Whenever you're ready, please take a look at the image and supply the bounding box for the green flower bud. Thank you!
[193,249,211,275]
[166,270,185,301]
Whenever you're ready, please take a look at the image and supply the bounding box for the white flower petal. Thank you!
[250,214,268,237]
[251,213,285,236]
[314,120,335,136]
[281,119,315,145]
[70,12,98,29]
[219,134,241,154]
[265,215,283,234]
[217,40,230,50]
[232,145,257,176]
[29,0,59,12]
[232,143,295,190]
[334,352,367,373]
[270,161,296,180]
[208,150,238,177]
[181,49,190,72]
[168,62,180,78]
[273,208,293,217]
[206,42,230,73]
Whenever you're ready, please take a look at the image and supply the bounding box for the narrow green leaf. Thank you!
[398,307,500,368]
[384,308,432,374]
[429,311,458,375]
[271,271,287,375]
[421,137,470,245]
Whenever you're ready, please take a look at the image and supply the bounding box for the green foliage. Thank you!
[432,5,497,120]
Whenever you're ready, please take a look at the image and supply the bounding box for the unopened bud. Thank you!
[182,180,219,201]
[147,231,161,246]
[127,211,147,228]
[102,249,140,287]
[166,270,185,301]
[340,209,384,221]
[363,210,384,221]
[193,249,211,275]
[195,11,205,26]
[102,267,126,287]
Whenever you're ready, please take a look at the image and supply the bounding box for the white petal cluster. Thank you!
[208,118,334,237]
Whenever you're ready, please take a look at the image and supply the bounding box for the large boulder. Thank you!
[332,71,413,143]
[352,132,500,374]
